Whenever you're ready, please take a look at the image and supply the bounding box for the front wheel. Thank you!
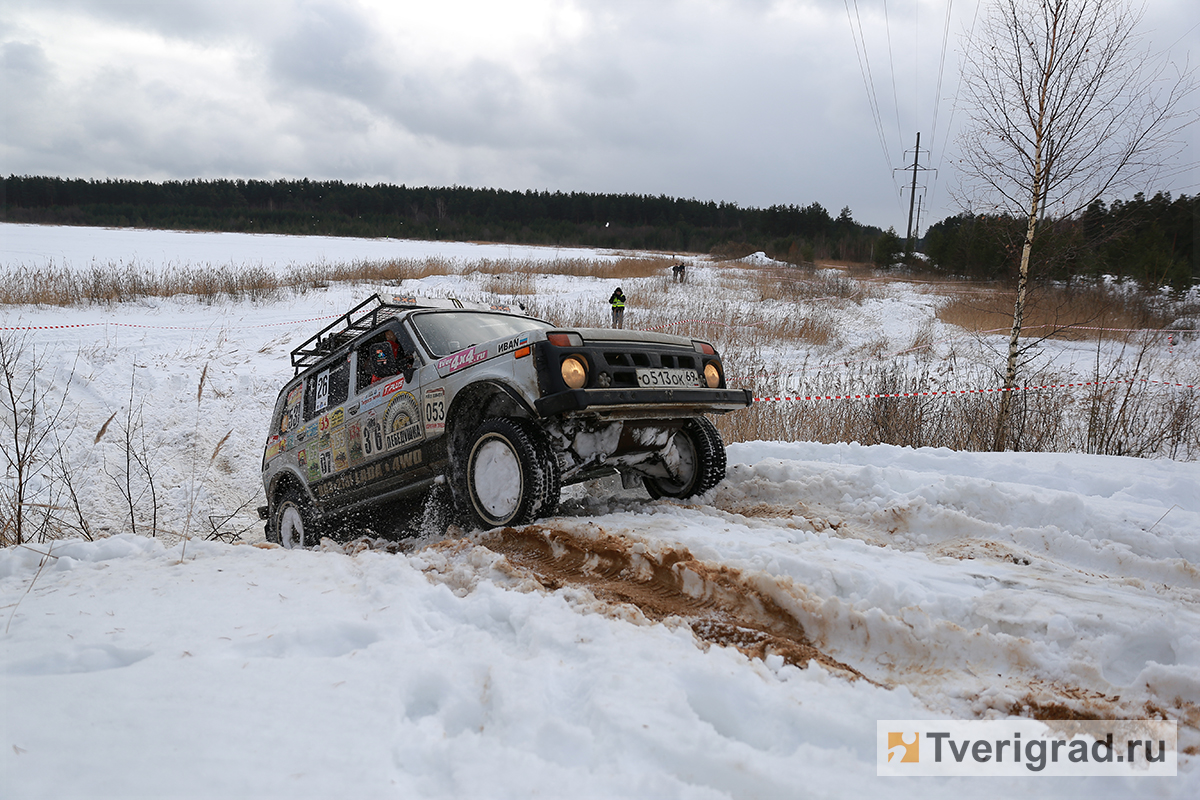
[644,417,726,499]
[456,418,560,530]
[269,489,321,549]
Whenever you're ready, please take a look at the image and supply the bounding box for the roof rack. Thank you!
[289,293,527,374]
[290,294,409,374]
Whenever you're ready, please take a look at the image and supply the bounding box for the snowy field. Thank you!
[2,224,1198,798]
[0,221,623,273]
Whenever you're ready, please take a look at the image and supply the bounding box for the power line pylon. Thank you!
[894,132,935,257]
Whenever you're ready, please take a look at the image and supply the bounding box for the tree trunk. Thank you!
[993,206,1040,450]
[991,0,1059,451]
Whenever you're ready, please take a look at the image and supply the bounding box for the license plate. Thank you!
[635,367,704,388]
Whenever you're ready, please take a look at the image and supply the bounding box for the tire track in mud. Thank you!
[355,524,1197,738]
[477,525,867,680]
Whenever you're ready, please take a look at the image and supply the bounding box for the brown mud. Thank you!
[334,525,1197,741]
[477,524,867,680]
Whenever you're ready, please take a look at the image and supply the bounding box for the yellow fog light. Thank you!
[561,356,588,389]
[704,362,721,388]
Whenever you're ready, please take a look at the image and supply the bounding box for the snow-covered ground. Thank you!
[2,224,1198,798]
[0,221,624,273]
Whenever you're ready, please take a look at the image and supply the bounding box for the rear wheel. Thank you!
[644,417,726,499]
[270,489,321,549]
[456,418,560,529]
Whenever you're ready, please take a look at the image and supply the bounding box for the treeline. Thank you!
[921,192,1197,290]
[1,175,882,262]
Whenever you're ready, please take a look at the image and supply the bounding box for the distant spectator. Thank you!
[609,287,626,329]
[671,263,687,283]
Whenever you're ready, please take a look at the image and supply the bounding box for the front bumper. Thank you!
[534,387,754,418]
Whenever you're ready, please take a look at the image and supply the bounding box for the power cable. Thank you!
[844,0,895,175]
[931,0,984,216]
[883,0,905,150]
[925,0,956,217]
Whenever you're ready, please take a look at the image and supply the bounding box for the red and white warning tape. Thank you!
[752,377,1196,403]
[1,315,340,332]
[642,318,761,332]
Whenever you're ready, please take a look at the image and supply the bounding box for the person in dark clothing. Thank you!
[370,330,414,383]
[609,287,626,329]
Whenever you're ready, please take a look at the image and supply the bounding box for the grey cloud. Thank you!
[4,0,283,43]
[3,39,51,79]
[267,2,388,101]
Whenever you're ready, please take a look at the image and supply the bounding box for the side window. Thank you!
[304,354,351,420]
[356,326,419,394]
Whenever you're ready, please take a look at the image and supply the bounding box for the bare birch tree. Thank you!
[0,334,76,546]
[955,0,1193,450]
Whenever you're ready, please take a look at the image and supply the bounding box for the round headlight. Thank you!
[561,356,588,389]
[704,362,721,388]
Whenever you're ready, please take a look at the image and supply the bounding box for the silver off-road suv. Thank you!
[259,294,753,546]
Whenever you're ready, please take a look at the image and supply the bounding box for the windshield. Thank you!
[409,311,554,356]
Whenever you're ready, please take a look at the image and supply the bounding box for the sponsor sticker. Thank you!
[346,421,364,466]
[497,334,529,355]
[331,426,348,472]
[878,720,1177,777]
[317,446,335,477]
[381,376,405,397]
[423,387,446,433]
[383,391,424,451]
[436,345,488,375]
[265,436,285,461]
[361,411,385,458]
[313,447,425,499]
[286,384,303,408]
[314,368,330,413]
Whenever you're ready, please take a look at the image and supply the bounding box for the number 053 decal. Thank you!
[423,387,446,433]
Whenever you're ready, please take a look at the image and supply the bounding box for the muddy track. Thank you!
[479,525,867,680]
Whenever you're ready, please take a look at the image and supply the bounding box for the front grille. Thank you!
[660,354,697,370]
[592,348,700,388]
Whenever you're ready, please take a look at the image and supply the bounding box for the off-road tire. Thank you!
[644,416,726,500]
[455,418,560,530]
[270,488,322,549]
[518,418,562,517]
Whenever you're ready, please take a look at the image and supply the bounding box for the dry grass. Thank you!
[525,280,843,355]
[0,255,676,307]
[714,357,1200,460]
[816,259,874,270]
[935,282,1172,341]
[469,256,673,281]
[749,266,866,305]
[482,271,536,297]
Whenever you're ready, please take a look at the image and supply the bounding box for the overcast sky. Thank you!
[2,0,1197,232]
